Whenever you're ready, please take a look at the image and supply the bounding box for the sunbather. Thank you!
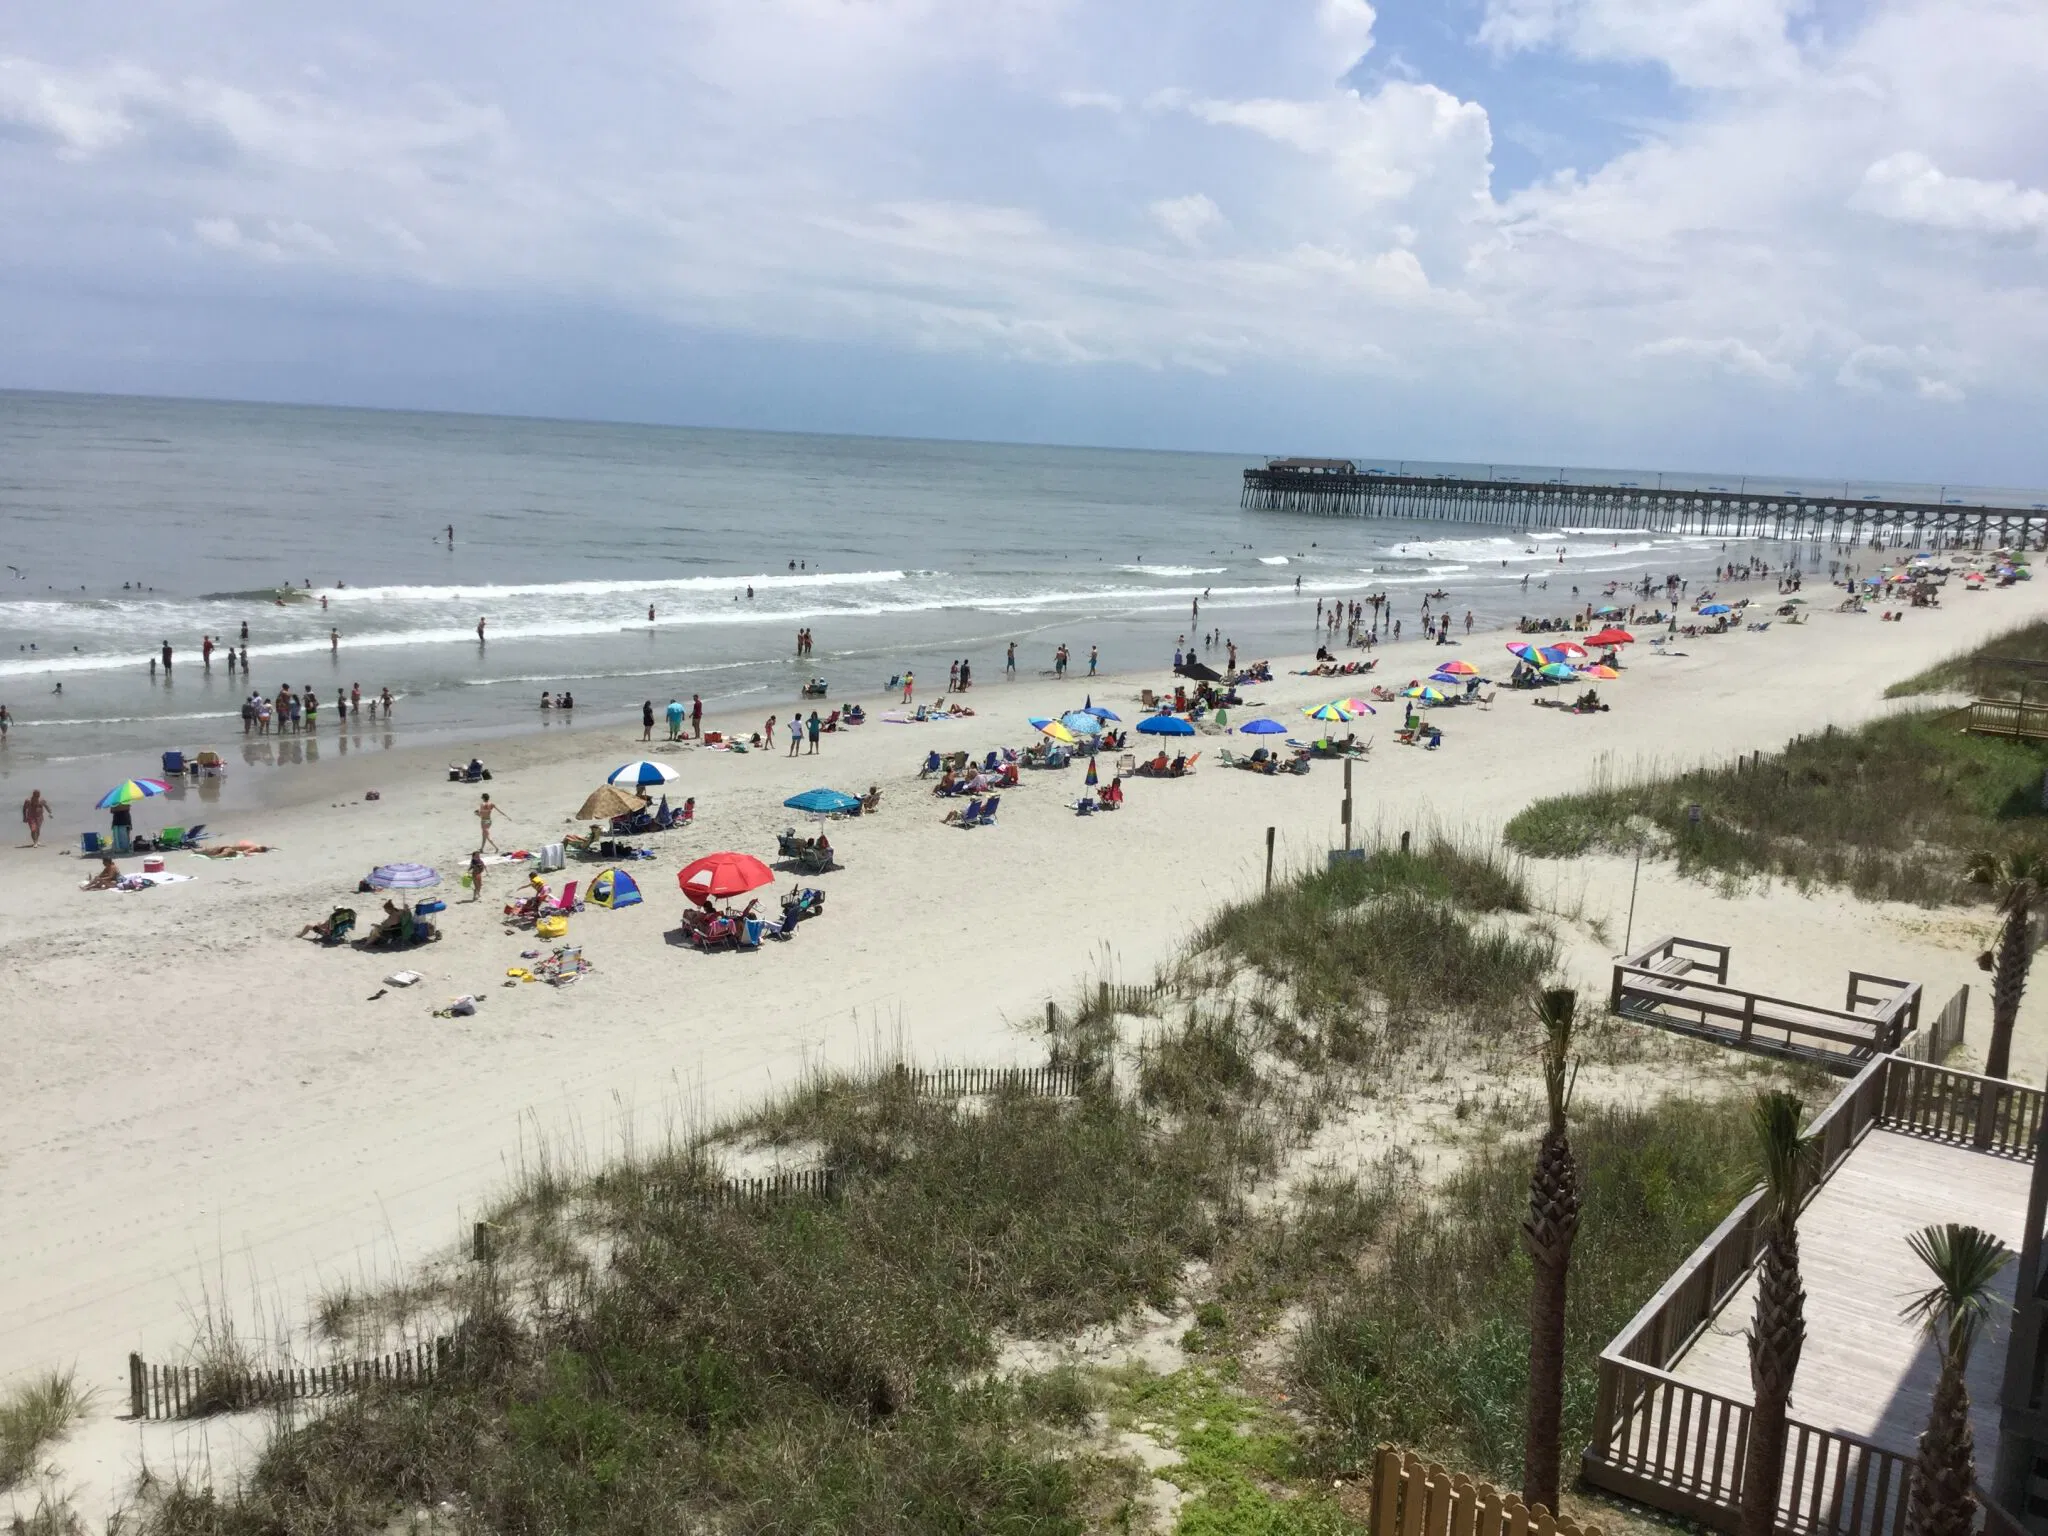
[933,768,959,796]
[83,857,122,890]
[365,899,408,943]
[297,906,355,940]
[1146,751,1169,776]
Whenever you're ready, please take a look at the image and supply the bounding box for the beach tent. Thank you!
[588,868,644,909]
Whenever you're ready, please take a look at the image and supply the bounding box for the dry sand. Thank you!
[7,579,2048,1513]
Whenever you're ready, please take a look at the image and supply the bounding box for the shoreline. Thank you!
[8,579,2048,1515]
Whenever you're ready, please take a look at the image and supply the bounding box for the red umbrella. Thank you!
[677,851,775,906]
[1586,627,1635,645]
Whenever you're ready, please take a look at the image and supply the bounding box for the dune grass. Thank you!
[1290,1095,1750,1488]
[0,1369,93,1491]
[1887,617,2048,699]
[1503,711,2048,904]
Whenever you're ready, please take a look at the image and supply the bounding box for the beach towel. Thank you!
[116,872,196,890]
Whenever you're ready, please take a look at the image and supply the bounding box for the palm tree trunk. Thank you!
[1984,903,2031,1080]
[1906,1353,1978,1536]
[1741,1220,1806,1536]
[1523,1124,1580,1513]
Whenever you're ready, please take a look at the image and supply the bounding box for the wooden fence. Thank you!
[1897,985,1967,1065]
[897,1062,1094,1097]
[1582,1053,2044,1532]
[1371,1445,1602,1536]
[1610,937,1921,1071]
[129,1338,450,1421]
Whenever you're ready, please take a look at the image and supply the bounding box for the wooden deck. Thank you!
[1668,1128,2027,1465]
[1582,1055,2045,1536]
[1610,937,1938,1073]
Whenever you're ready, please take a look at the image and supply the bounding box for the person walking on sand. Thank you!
[469,848,486,902]
[475,792,501,852]
[691,694,703,738]
[806,711,821,754]
[1088,645,1098,676]
[641,700,654,742]
[22,789,51,846]
[787,715,803,756]
[901,670,914,704]
[1006,641,1016,676]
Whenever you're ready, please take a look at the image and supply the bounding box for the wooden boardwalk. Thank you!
[1581,1055,2042,1536]
[1668,1128,2027,1466]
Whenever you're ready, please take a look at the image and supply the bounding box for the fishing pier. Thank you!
[1242,460,2048,549]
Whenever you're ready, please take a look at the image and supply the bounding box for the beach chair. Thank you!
[974,795,1000,826]
[162,750,185,776]
[320,909,357,946]
[184,823,208,844]
[157,827,185,850]
[1117,753,1137,776]
[1140,689,1157,707]
[946,798,986,827]
[81,831,105,854]
[1477,691,1497,710]
[541,881,580,917]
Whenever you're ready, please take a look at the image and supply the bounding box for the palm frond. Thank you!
[1902,1223,2013,1360]
[1534,986,1577,1127]
[1750,1090,1819,1218]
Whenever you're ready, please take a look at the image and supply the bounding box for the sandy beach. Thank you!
[9,578,2048,1509]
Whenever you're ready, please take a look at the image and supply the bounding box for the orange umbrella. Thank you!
[677,852,775,907]
[1582,664,1621,680]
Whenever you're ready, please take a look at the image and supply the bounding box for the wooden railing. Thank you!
[896,1062,1095,1098]
[129,1338,449,1421]
[1585,1053,2043,1532]
[1960,699,2048,742]
[1371,1445,1604,1536]
[1611,937,1921,1070]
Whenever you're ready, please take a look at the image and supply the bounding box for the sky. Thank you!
[1,0,2044,484]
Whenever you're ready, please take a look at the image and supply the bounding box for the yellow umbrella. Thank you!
[1037,721,1079,745]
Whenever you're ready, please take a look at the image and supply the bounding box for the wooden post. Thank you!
[129,1352,146,1420]
[473,1221,491,1263]
[1098,980,1110,1016]
[1342,758,1353,850]
[1265,826,1275,892]
[1045,998,1057,1032]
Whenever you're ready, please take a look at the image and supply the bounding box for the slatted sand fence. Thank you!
[1371,1445,1602,1536]
[895,1061,1100,1098]
[129,1337,452,1420]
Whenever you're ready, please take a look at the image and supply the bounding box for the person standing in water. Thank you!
[476,617,486,643]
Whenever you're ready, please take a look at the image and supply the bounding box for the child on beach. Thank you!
[469,849,486,902]
[901,671,914,704]
[787,716,803,756]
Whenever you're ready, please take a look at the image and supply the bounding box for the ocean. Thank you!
[0,389,1967,803]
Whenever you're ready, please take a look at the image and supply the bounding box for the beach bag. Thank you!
[536,915,568,940]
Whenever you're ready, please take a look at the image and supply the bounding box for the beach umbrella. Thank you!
[1506,641,1543,660]
[1136,714,1195,736]
[1084,756,1098,787]
[784,788,860,816]
[1581,664,1621,680]
[1585,627,1634,645]
[1538,662,1578,681]
[1238,718,1289,735]
[1698,603,1733,616]
[1404,685,1448,703]
[1549,640,1588,657]
[1177,659,1222,682]
[1594,604,1628,617]
[677,851,774,906]
[1308,698,1377,722]
[96,778,169,809]
[1060,710,1104,736]
[1434,658,1479,676]
[1965,572,1987,584]
[368,862,441,890]
[1783,596,1808,604]
[609,760,679,788]
[1428,671,1467,688]
[1081,702,1121,721]
[577,784,648,821]
[1037,720,1080,745]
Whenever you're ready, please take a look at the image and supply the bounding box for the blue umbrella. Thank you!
[609,760,679,788]
[368,862,441,890]
[1137,714,1195,736]
[1060,710,1104,736]
[1082,705,1121,722]
[1238,718,1288,735]
[784,788,860,816]
[1698,603,1733,616]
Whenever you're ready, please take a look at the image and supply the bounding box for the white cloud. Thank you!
[1639,335,1795,382]
[1149,193,1223,245]
[1854,151,2048,235]
[1836,343,1965,403]
[1477,0,1808,89]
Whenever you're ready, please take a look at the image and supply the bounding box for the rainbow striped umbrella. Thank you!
[1434,658,1478,676]
[1303,699,1367,722]
[97,778,169,810]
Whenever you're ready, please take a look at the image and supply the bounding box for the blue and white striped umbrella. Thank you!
[368,862,441,890]
[608,760,680,788]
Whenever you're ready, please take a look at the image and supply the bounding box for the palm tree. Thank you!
[1522,986,1581,1514]
[1902,1224,2013,1536]
[1966,849,2048,1080]
[1739,1091,1820,1536]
